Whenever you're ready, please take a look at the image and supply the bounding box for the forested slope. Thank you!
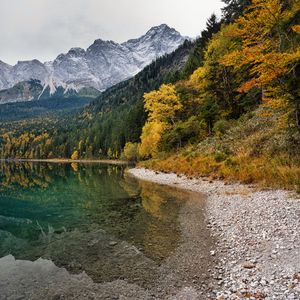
[136,0,300,190]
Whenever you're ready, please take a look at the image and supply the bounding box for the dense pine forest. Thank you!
[1,0,299,189]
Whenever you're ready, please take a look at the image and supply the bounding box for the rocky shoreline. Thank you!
[128,168,300,300]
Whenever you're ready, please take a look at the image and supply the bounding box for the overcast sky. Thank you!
[0,0,224,65]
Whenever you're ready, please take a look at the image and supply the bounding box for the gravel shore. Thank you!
[128,168,300,300]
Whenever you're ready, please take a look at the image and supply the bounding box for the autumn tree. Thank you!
[222,0,300,129]
[138,84,183,158]
[122,142,139,162]
[144,84,182,125]
[138,121,166,159]
[71,150,79,160]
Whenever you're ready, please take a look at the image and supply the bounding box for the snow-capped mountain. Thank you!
[0,24,187,104]
[0,79,100,104]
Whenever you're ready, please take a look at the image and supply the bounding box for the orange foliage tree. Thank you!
[222,0,300,128]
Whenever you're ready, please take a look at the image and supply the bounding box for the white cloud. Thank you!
[0,0,224,64]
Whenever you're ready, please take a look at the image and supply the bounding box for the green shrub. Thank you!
[213,119,231,135]
[122,142,139,162]
[214,151,228,162]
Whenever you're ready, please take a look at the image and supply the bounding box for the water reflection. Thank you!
[0,161,185,284]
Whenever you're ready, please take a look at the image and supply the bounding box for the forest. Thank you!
[0,0,299,189]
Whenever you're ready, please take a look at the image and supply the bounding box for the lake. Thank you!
[0,161,213,299]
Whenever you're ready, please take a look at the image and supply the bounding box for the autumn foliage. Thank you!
[139,84,182,158]
[135,0,300,190]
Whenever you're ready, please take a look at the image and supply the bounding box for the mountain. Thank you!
[0,79,43,104]
[0,79,100,104]
[73,39,195,155]
[0,24,187,104]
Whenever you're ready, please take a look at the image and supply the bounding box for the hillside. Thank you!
[128,0,300,191]
[0,96,92,122]
[142,107,300,191]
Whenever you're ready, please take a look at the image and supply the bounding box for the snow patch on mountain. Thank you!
[0,24,187,103]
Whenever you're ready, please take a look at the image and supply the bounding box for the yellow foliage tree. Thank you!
[138,121,166,159]
[123,142,139,162]
[144,84,182,125]
[139,84,183,159]
[71,150,79,160]
[221,0,300,128]
[188,67,207,90]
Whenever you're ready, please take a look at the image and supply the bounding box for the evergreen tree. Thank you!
[222,0,251,22]
[182,14,221,77]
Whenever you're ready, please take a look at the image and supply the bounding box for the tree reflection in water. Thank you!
[0,162,186,283]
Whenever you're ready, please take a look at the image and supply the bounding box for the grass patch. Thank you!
[140,110,300,192]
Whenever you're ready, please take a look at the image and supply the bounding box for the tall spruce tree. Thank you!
[222,0,251,22]
[182,14,221,77]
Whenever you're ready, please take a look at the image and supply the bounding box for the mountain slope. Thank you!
[0,96,91,122]
[89,40,192,113]
[0,39,195,159]
[0,79,100,105]
[74,39,195,155]
[0,24,187,103]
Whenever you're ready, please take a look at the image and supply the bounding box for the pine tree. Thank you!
[222,0,252,22]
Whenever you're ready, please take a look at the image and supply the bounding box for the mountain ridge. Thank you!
[0,24,187,104]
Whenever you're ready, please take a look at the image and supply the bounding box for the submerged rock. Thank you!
[0,255,152,300]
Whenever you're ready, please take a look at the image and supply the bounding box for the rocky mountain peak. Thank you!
[0,24,187,102]
[146,24,174,34]
[16,59,44,66]
[67,48,86,57]
[90,38,106,46]
[87,39,122,54]
[0,60,12,67]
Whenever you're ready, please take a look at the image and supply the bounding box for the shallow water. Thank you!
[0,161,186,284]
